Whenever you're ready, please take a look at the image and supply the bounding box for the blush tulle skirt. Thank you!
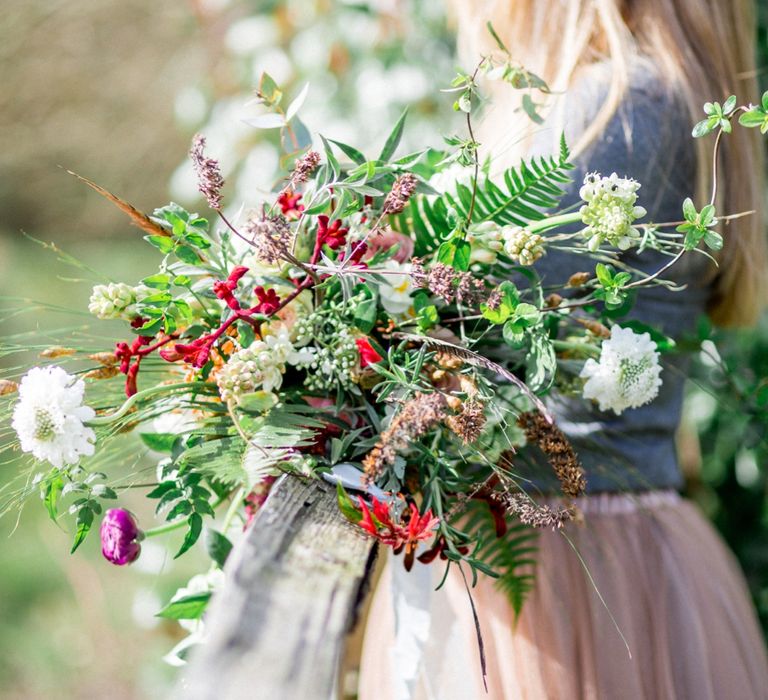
[358,491,768,700]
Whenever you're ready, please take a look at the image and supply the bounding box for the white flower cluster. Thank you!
[579,172,647,251]
[580,325,662,415]
[12,366,96,467]
[216,328,311,402]
[297,327,359,392]
[427,162,476,196]
[88,282,144,321]
[502,226,546,266]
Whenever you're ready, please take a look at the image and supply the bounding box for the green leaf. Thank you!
[43,473,64,522]
[692,119,713,138]
[595,263,614,287]
[378,109,408,162]
[722,95,737,115]
[502,319,526,347]
[739,110,767,128]
[140,432,179,453]
[142,273,171,289]
[167,500,193,521]
[156,592,212,620]
[703,229,723,251]
[353,296,378,334]
[147,481,178,499]
[175,245,201,265]
[175,513,203,559]
[237,391,279,413]
[436,238,471,271]
[145,235,175,254]
[336,483,363,524]
[71,507,94,554]
[258,72,282,107]
[486,20,510,53]
[682,197,697,222]
[205,529,233,568]
[330,139,366,166]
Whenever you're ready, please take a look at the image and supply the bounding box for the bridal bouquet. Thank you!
[2,31,763,659]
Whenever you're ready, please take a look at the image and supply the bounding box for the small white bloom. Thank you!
[502,226,546,265]
[217,328,309,402]
[378,260,414,316]
[88,282,142,320]
[12,366,96,467]
[579,172,647,251]
[580,326,662,415]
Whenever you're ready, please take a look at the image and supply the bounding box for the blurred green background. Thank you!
[1,1,767,698]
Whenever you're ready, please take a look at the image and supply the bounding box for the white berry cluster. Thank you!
[580,325,662,414]
[88,282,144,321]
[217,328,310,402]
[579,172,647,251]
[297,327,359,392]
[502,226,546,266]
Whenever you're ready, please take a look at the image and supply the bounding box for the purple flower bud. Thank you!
[100,508,142,566]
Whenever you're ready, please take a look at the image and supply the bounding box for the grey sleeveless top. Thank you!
[518,59,714,493]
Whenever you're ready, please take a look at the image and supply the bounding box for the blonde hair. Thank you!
[450,0,766,326]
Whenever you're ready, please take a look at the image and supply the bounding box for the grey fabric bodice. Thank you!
[516,59,714,493]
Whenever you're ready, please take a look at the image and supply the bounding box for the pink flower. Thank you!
[365,229,414,263]
[355,337,383,367]
[100,509,142,566]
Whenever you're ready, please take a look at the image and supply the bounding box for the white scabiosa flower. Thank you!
[88,282,142,320]
[12,366,96,467]
[580,326,662,414]
[502,226,546,265]
[579,172,647,251]
[378,260,414,316]
[427,162,475,196]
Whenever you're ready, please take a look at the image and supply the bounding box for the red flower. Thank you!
[355,337,383,367]
[317,215,348,250]
[277,191,304,220]
[253,286,281,315]
[213,266,249,310]
[356,496,439,570]
[160,337,212,368]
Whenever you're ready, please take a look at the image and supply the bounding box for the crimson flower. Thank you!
[277,191,304,220]
[253,286,281,315]
[317,215,348,250]
[356,496,439,570]
[355,337,383,367]
[160,337,211,368]
[213,265,248,310]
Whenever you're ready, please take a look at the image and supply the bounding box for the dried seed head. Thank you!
[545,293,563,308]
[0,379,18,396]
[291,150,321,184]
[497,492,576,530]
[243,213,294,265]
[190,134,225,209]
[382,173,419,215]
[363,392,447,481]
[89,352,119,367]
[517,410,587,498]
[83,366,121,380]
[446,399,487,444]
[39,347,77,359]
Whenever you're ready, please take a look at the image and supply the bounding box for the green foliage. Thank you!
[462,500,538,618]
[738,91,768,134]
[155,591,212,621]
[593,263,632,309]
[692,96,737,137]
[404,137,572,256]
[676,198,721,251]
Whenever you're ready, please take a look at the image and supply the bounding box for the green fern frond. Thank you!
[463,499,539,619]
[402,139,573,256]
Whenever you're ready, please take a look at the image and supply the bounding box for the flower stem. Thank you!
[527,211,582,234]
[86,381,212,426]
[143,493,229,538]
